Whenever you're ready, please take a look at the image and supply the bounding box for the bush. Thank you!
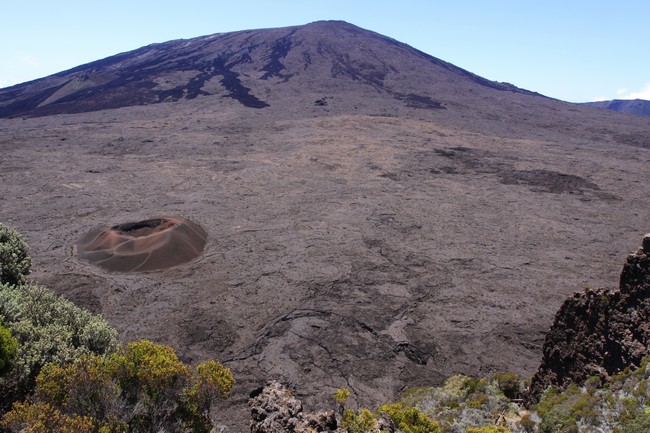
[518,413,535,433]
[494,372,521,400]
[1,402,96,433]
[0,323,18,376]
[379,403,440,433]
[341,408,376,433]
[335,387,351,405]
[621,412,650,433]
[5,340,234,433]
[399,374,516,432]
[0,282,118,403]
[0,223,31,286]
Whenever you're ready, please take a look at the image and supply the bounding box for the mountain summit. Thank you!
[0,21,535,118]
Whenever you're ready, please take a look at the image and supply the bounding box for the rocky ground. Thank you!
[1,21,650,431]
[1,98,649,430]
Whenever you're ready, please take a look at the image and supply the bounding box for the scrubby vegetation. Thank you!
[0,224,31,287]
[0,324,17,376]
[0,223,234,432]
[395,374,522,433]
[2,340,234,433]
[328,360,650,432]
[0,281,118,404]
[379,403,441,433]
[334,387,442,433]
[371,360,650,433]
[530,358,650,433]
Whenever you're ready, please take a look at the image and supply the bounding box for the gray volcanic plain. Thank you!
[1,21,650,430]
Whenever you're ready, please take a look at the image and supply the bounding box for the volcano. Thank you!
[0,20,537,118]
[1,21,650,430]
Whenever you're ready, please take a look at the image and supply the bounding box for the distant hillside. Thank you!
[583,99,650,117]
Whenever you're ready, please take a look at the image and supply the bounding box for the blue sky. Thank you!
[1,0,648,102]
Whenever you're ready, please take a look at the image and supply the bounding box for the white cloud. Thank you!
[616,87,628,96]
[617,83,650,100]
[20,54,41,69]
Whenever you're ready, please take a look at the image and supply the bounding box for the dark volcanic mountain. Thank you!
[0,20,534,118]
[583,99,650,117]
[2,21,650,430]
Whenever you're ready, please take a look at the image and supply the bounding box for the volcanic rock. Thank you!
[2,20,650,431]
[527,234,650,402]
[76,216,207,272]
[0,20,535,119]
[249,381,337,433]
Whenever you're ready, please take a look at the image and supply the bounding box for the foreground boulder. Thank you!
[528,233,650,402]
[249,381,400,433]
[249,381,338,433]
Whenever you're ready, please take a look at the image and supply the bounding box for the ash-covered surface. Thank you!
[1,20,650,432]
[76,216,207,272]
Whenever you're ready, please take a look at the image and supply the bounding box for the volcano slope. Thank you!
[1,21,650,429]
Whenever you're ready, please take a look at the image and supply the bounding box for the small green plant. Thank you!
[379,403,440,433]
[1,402,96,433]
[0,323,18,375]
[341,408,376,433]
[0,282,118,401]
[494,372,521,400]
[0,223,31,286]
[621,412,650,433]
[335,387,351,405]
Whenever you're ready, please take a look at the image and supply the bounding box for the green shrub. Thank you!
[0,323,18,375]
[335,387,351,405]
[494,372,521,400]
[379,403,440,433]
[0,282,117,402]
[396,374,517,433]
[1,402,96,433]
[0,223,31,286]
[621,412,650,433]
[341,408,376,433]
[7,340,234,433]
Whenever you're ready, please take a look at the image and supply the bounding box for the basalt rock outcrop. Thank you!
[249,381,338,433]
[249,381,398,433]
[527,233,650,402]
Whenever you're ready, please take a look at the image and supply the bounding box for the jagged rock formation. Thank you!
[249,381,338,433]
[249,381,397,433]
[528,233,650,402]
